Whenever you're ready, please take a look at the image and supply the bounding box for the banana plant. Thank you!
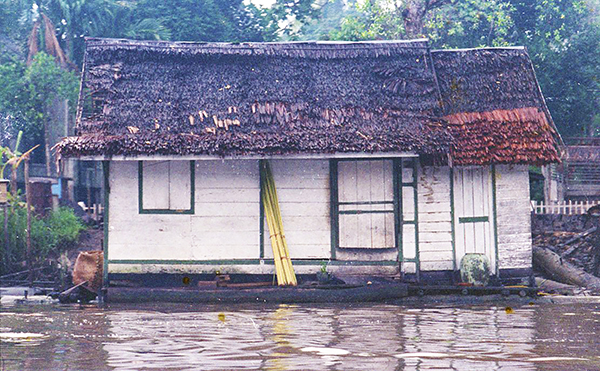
[0,131,40,180]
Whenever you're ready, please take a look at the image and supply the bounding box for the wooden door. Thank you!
[453,166,496,273]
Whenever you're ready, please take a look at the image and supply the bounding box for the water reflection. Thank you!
[103,304,540,370]
[1,302,599,370]
[0,305,111,371]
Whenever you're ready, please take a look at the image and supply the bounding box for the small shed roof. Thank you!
[55,38,560,165]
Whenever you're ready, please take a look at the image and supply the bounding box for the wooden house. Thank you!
[56,38,560,286]
[544,137,600,202]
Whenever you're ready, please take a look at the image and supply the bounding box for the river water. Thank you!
[1,299,599,370]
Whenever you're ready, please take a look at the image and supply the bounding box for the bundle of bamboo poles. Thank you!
[261,161,297,286]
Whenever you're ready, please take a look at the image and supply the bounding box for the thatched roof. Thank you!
[433,48,560,165]
[56,38,560,165]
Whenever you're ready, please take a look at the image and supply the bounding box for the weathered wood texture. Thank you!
[192,160,260,259]
[107,263,399,275]
[263,159,331,259]
[453,166,495,272]
[495,165,532,269]
[107,160,534,275]
[142,160,191,210]
[418,166,453,271]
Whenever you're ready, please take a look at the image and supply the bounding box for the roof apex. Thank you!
[84,37,432,59]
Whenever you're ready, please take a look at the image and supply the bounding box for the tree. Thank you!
[327,0,513,45]
[131,0,253,42]
[0,53,78,167]
[508,0,600,137]
[324,0,600,137]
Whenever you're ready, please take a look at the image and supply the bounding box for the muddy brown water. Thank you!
[1,300,599,370]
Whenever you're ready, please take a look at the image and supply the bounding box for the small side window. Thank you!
[139,160,195,214]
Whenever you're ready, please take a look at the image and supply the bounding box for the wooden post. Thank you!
[25,159,33,287]
[3,204,8,272]
[10,165,17,198]
[87,169,92,217]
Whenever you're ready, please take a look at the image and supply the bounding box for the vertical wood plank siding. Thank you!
[417,166,453,271]
[495,165,532,269]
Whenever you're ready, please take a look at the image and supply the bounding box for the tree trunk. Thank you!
[402,0,449,38]
[25,159,33,287]
[44,115,52,177]
[402,0,427,38]
[533,246,600,292]
[10,166,17,196]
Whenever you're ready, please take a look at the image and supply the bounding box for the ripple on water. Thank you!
[1,302,599,370]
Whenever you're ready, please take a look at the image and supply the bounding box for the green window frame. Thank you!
[330,158,404,253]
[138,160,195,214]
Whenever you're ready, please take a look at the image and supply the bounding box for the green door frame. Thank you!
[397,158,420,280]
[329,158,419,275]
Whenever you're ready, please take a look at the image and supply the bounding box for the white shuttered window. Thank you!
[139,160,194,213]
[338,160,395,249]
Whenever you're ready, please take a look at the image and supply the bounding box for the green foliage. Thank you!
[132,0,241,42]
[328,0,405,41]
[327,0,407,41]
[426,0,515,47]
[323,0,600,138]
[510,0,600,137]
[0,202,85,275]
[0,52,78,157]
[45,207,86,250]
[327,0,515,46]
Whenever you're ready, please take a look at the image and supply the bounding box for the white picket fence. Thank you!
[531,200,600,215]
[78,202,104,221]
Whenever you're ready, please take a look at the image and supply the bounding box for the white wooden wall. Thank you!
[191,160,260,259]
[141,160,192,210]
[108,160,261,262]
[107,159,532,275]
[109,161,195,261]
[263,159,331,259]
[417,166,454,271]
[495,165,532,269]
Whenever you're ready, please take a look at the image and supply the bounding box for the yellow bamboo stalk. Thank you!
[270,175,296,286]
[265,178,293,285]
[261,161,297,286]
[263,186,285,285]
[268,180,296,286]
[263,171,288,285]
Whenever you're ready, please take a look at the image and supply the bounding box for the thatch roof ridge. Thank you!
[432,46,526,53]
[84,37,431,59]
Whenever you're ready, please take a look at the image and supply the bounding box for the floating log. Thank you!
[533,246,600,292]
[106,284,409,304]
